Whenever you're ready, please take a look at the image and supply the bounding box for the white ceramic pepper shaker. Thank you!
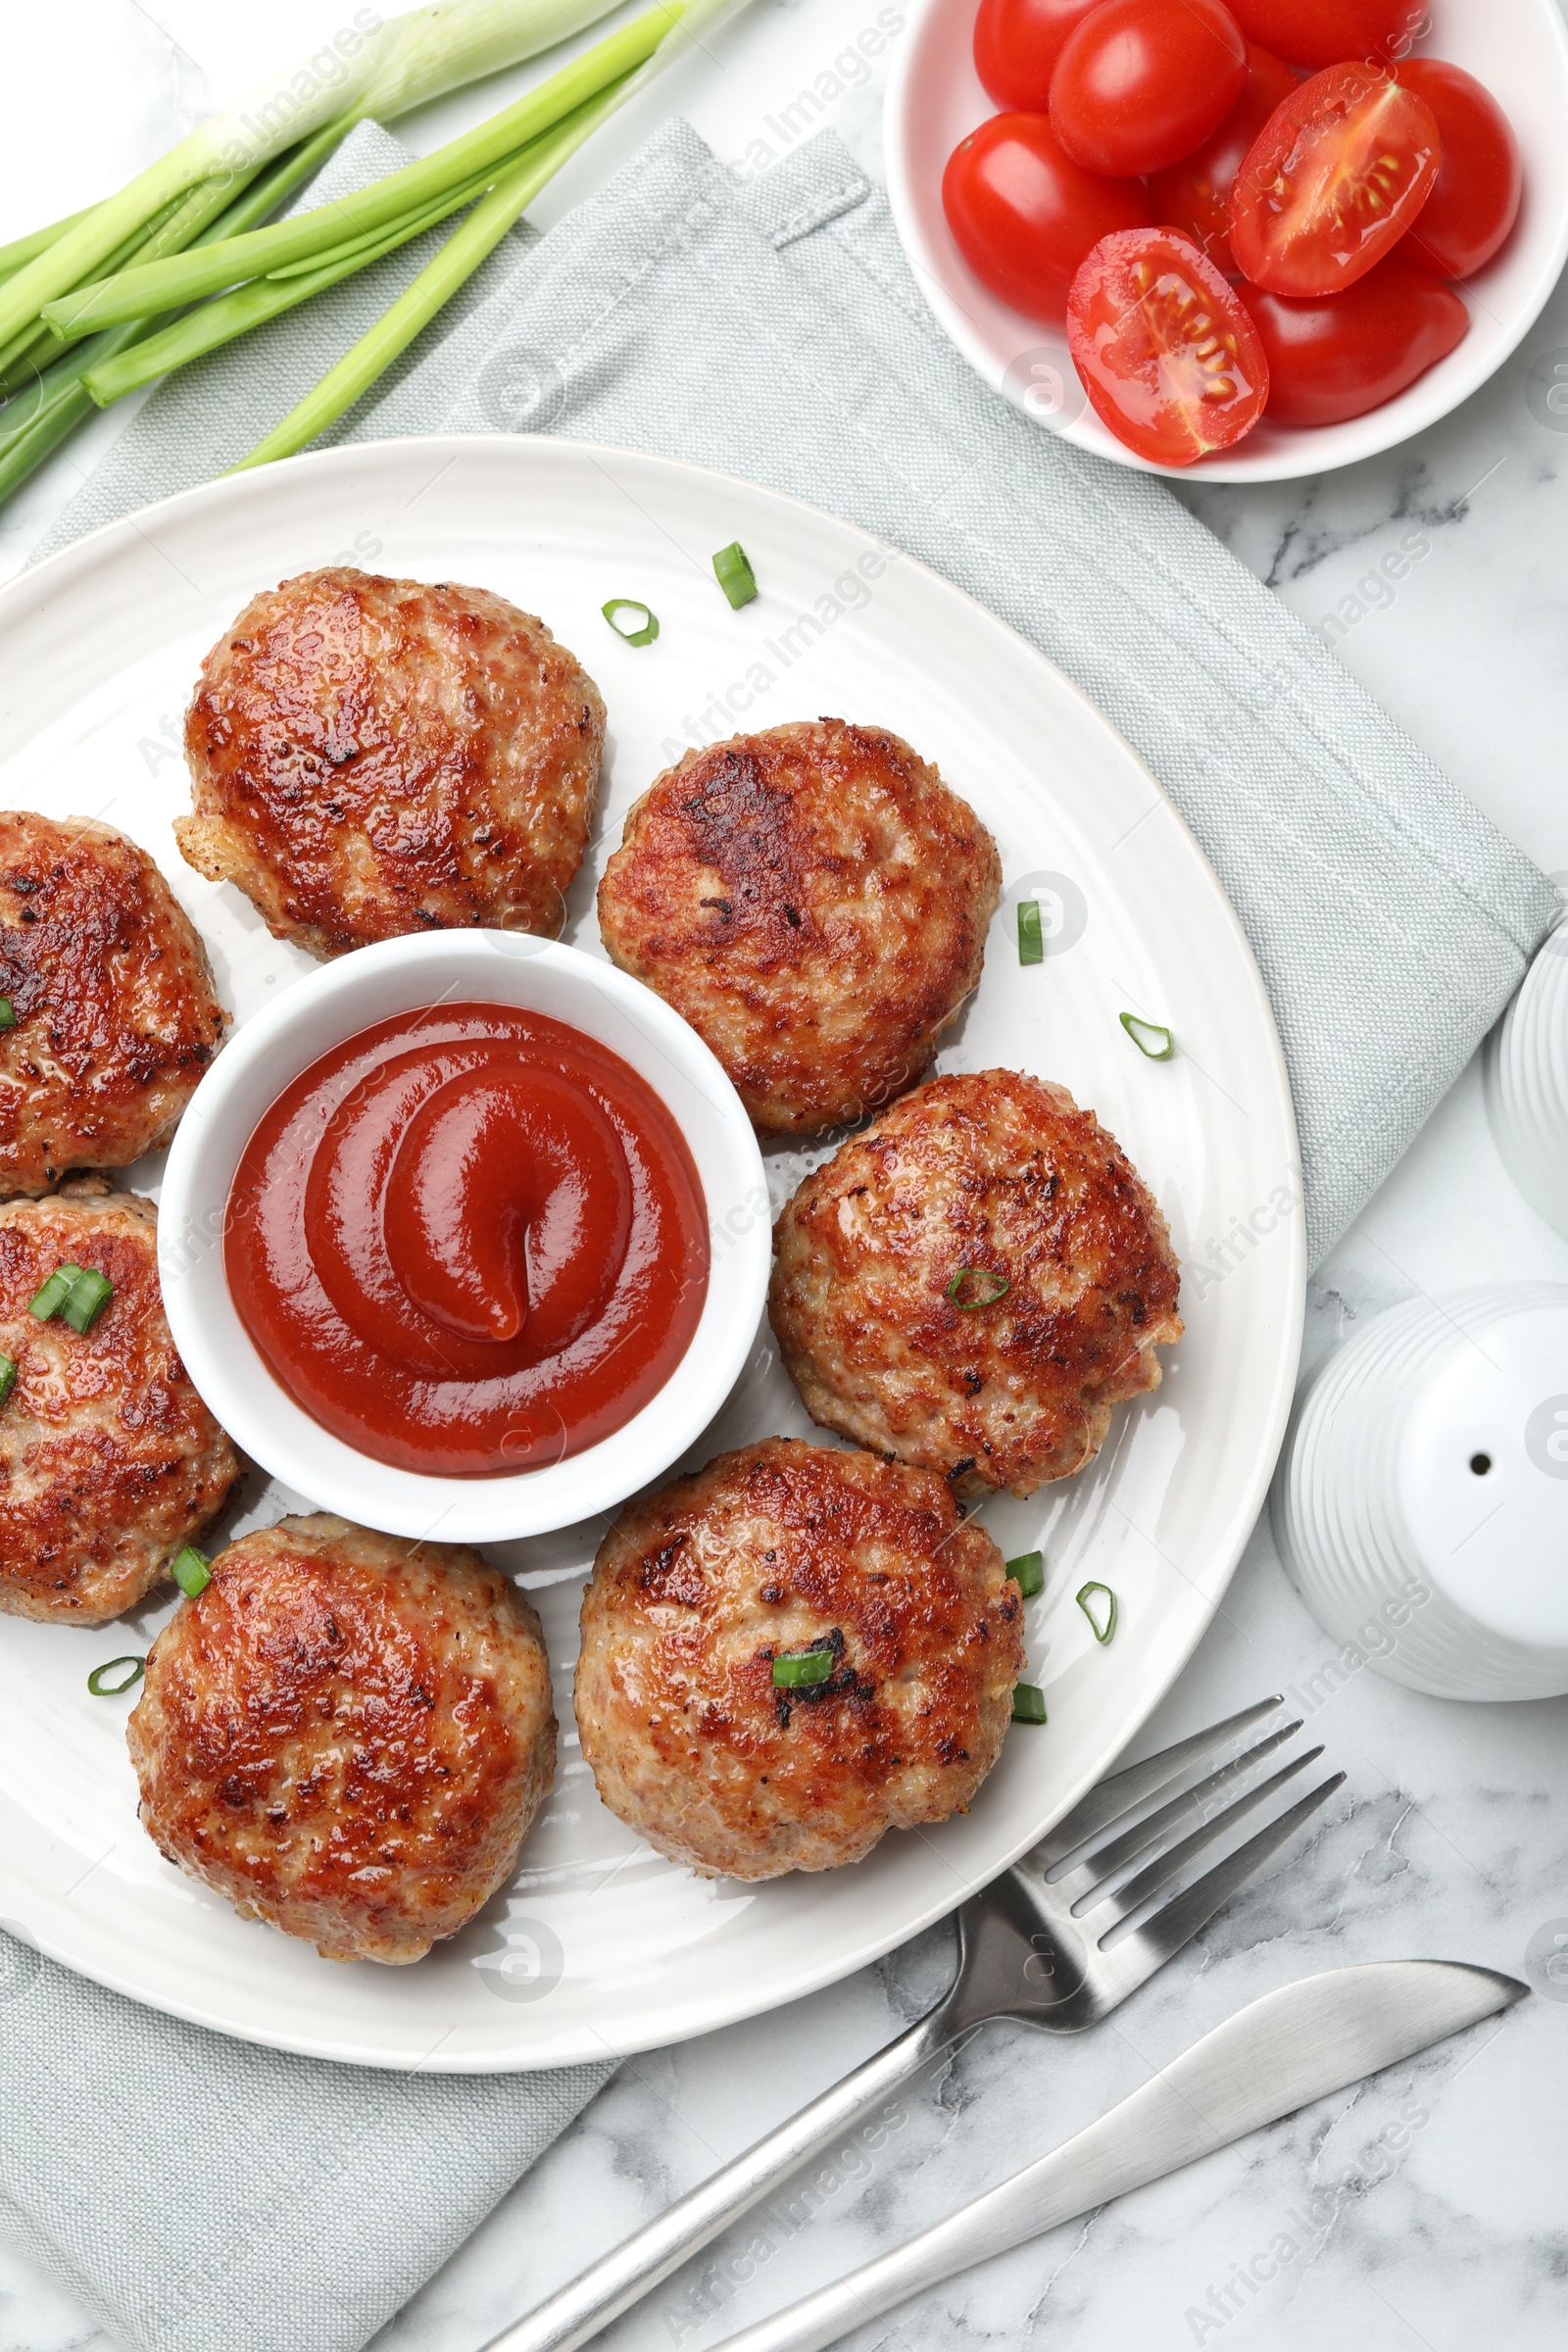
[1272,1284,1568,1701]
[1486,916,1568,1239]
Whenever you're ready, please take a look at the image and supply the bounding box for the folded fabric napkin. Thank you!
[9,113,1556,2352]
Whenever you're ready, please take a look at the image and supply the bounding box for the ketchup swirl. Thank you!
[226,1005,709,1475]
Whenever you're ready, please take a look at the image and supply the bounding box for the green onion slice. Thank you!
[1076,1581,1118,1643]
[712,541,759,609]
[772,1643,838,1689]
[1017,900,1044,966]
[60,1268,114,1335]
[1006,1550,1045,1597]
[1011,1681,1048,1725]
[87,1655,144,1697]
[0,996,15,1029]
[28,1263,85,1321]
[603,598,659,647]
[1119,1011,1174,1061]
[171,1545,211,1598]
[0,1355,16,1409]
[946,1268,1010,1311]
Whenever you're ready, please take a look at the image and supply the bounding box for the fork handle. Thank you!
[479,1990,964,2352]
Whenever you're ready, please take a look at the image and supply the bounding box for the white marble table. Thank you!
[2,6,1566,2350]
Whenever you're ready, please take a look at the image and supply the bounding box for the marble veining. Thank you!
[2,5,1566,2350]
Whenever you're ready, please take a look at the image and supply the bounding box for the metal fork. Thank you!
[484,1694,1343,2352]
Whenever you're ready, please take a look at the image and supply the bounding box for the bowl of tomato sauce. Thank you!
[886,0,1568,477]
[157,931,770,1544]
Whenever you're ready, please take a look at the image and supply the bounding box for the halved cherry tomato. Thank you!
[1227,1,1419,71]
[1147,45,1299,274]
[1067,226,1269,465]
[1395,61,1523,280]
[1050,0,1248,177]
[1230,64,1442,296]
[943,114,1153,320]
[1240,262,1468,423]
[973,0,1105,110]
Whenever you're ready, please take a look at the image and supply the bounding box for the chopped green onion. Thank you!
[0,997,14,1029]
[28,1263,85,1322]
[1119,1012,1174,1061]
[1012,1682,1048,1724]
[1006,1550,1045,1597]
[1076,1581,1118,1643]
[603,598,660,646]
[772,1643,838,1689]
[1017,900,1044,965]
[60,1269,114,1335]
[171,1545,212,1598]
[712,541,759,609]
[87,1655,144,1697]
[946,1268,1010,1311]
[0,1355,16,1408]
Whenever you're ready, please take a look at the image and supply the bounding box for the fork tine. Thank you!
[1097,1772,1346,1991]
[1053,1718,1305,1898]
[1086,1748,1325,1924]
[1029,1694,1285,1869]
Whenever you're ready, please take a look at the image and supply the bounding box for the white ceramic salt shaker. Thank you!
[1272,1284,1568,1701]
[1486,910,1568,1239]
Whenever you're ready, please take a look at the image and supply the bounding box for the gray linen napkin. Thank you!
[10,113,1557,2352]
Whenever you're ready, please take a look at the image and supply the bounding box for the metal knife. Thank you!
[699,1960,1526,2352]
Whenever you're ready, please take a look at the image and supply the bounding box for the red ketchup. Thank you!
[226,1004,709,1475]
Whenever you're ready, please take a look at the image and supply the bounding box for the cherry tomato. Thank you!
[974,0,1104,110]
[1147,45,1299,274]
[943,114,1153,321]
[1067,227,1269,465]
[1240,263,1468,424]
[1050,0,1248,177]
[1226,1,1418,71]
[1230,64,1442,296]
[1395,61,1523,280]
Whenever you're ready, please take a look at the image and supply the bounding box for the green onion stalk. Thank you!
[0,0,631,352]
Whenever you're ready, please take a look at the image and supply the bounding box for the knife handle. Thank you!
[479,1992,964,2352]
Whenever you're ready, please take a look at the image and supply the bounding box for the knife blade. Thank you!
[702,1960,1526,2352]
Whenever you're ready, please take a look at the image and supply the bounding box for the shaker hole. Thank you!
[1470,1452,1493,1476]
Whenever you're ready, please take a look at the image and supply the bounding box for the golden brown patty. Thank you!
[0,812,225,1198]
[177,567,606,959]
[596,720,1001,1133]
[0,1189,240,1623]
[574,1437,1023,1881]
[769,1070,1183,1498]
[128,1514,557,1965]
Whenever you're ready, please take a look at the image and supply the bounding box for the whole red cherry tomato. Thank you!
[1067,226,1269,464]
[1230,64,1442,296]
[974,0,1105,110]
[1240,263,1468,423]
[943,114,1152,320]
[1147,45,1299,274]
[1050,0,1249,177]
[1395,61,1523,279]
[1226,1,1419,70]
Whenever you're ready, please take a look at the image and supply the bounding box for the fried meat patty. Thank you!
[178,567,606,958]
[769,1071,1183,1498]
[0,812,225,1197]
[574,1437,1023,1881]
[128,1514,557,1964]
[597,721,1002,1133]
[0,1189,240,1623]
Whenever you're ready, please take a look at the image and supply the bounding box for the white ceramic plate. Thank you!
[885,0,1568,482]
[0,435,1302,2068]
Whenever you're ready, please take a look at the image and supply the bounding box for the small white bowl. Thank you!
[158,931,770,1544]
[885,0,1568,481]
